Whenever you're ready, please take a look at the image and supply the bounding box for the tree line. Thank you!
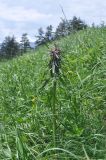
[36,16,87,46]
[0,33,31,59]
[0,16,87,59]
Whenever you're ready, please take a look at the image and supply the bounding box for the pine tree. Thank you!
[71,16,87,31]
[35,27,45,46]
[45,25,53,41]
[0,36,19,58]
[55,19,71,38]
[20,33,30,53]
[55,20,66,38]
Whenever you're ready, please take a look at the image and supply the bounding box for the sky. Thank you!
[0,0,106,42]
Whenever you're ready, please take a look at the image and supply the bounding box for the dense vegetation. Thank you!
[0,27,106,159]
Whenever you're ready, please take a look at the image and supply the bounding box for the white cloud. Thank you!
[0,22,38,42]
[0,2,52,22]
[0,1,53,42]
[0,0,106,42]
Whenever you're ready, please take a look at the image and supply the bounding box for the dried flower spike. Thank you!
[49,45,61,77]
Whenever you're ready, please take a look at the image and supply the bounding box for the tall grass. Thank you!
[0,28,106,159]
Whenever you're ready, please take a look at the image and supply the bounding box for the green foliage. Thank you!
[55,19,69,38]
[71,16,87,31]
[0,36,20,58]
[0,28,106,159]
[45,25,53,41]
[55,16,87,39]
[20,33,31,53]
[36,27,45,46]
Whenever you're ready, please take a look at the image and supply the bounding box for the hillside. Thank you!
[0,28,106,159]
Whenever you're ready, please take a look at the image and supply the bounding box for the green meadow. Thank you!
[0,28,106,159]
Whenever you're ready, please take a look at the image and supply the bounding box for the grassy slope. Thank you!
[0,28,106,159]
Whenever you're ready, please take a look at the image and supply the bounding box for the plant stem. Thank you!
[52,78,57,149]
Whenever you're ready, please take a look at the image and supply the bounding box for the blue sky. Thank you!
[0,0,106,42]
